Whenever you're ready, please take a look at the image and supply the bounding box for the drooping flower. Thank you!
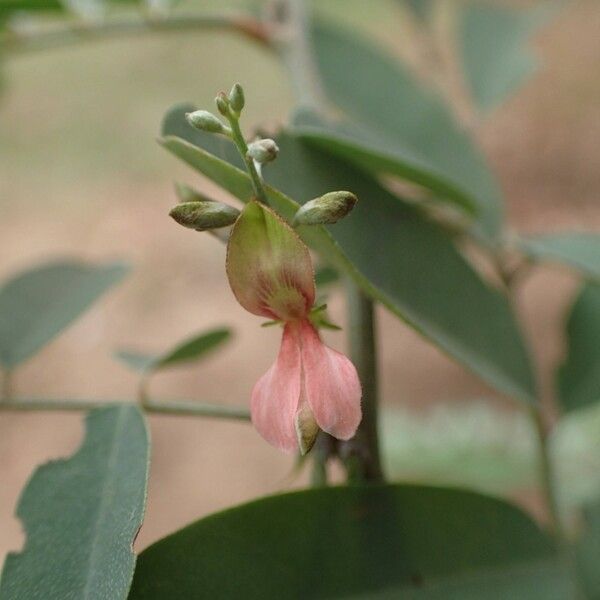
[226,200,362,453]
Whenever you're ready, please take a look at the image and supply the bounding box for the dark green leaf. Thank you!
[300,21,503,237]
[519,233,600,281]
[577,499,600,598]
[0,260,128,369]
[0,405,149,600]
[161,107,535,403]
[130,484,570,599]
[558,284,600,413]
[314,265,339,288]
[116,327,231,375]
[459,3,554,112]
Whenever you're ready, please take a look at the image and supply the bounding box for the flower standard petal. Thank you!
[251,323,302,452]
[226,201,315,321]
[300,320,362,441]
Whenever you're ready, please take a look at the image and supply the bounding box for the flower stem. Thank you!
[0,397,251,420]
[342,282,384,482]
[1,13,270,57]
[227,115,270,205]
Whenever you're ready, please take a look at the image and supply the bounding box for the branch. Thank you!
[0,397,251,421]
[1,13,271,57]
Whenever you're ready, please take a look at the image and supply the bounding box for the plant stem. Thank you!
[1,13,271,57]
[227,116,270,205]
[0,397,251,420]
[342,282,384,482]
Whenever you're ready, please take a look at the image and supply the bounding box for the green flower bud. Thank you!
[215,92,230,117]
[174,182,214,204]
[169,201,240,231]
[185,110,227,134]
[228,83,245,113]
[246,138,279,164]
[292,191,358,226]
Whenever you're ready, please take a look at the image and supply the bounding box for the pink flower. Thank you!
[226,200,362,453]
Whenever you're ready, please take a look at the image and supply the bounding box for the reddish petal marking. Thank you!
[300,320,362,440]
[251,323,302,452]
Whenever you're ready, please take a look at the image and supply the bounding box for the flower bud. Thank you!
[246,138,279,164]
[174,182,214,204]
[292,191,357,226]
[295,402,320,455]
[185,110,228,134]
[228,83,245,113]
[169,201,240,231]
[215,92,230,117]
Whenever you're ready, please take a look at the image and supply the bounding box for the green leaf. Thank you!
[557,284,600,413]
[315,265,339,288]
[576,499,600,598]
[0,260,128,369]
[459,3,554,113]
[299,21,503,237]
[0,405,149,600]
[116,327,231,375]
[161,107,535,404]
[130,484,570,599]
[518,233,600,281]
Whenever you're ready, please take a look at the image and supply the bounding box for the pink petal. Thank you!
[251,323,302,452]
[226,201,315,321]
[300,320,362,440]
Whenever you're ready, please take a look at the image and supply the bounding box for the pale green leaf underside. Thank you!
[0,405,149,600]
[0,260,128,368]
[129,484,570,598]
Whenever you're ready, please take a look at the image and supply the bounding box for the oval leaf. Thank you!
[0,260,129,368]
[130,484,570,599]
[0,405,149,600]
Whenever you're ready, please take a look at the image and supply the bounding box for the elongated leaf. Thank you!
[130,484,570,599]
[302,21,503,237]
[161,107,535,403]
[0,405,149,600]
[557,284,600,413]
[116,327,231,374]
[460,4,554,113]
[0,260,128,368]
[519,233,600,281]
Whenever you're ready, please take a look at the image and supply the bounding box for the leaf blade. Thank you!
[0,260,129,368]
[0,405,150,600]
[130,484,570,599]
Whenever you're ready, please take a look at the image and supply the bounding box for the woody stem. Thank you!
[342,282,384,482]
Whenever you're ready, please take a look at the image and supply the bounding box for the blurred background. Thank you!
[1,0,599,565]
